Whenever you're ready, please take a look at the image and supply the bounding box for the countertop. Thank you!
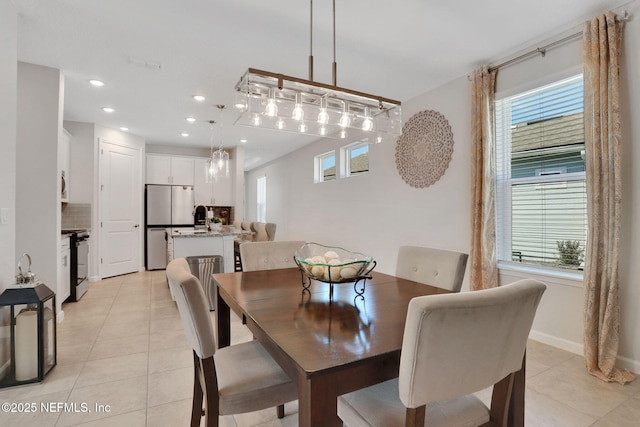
[170,228,250,238]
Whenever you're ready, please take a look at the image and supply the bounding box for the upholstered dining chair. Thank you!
[240,240,306,272]
[233,221,256,272]
[252,222,269,242]
[338,279,546,427]
[265,222,277,241]
[396,246,469,292]
[166,258,298,427]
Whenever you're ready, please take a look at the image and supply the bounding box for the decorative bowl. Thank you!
[294,242,375,283]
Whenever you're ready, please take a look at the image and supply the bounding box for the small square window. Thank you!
[315,151,336,183]
[341,142,369,178]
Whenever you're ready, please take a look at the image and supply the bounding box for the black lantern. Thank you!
[0,254,56,388]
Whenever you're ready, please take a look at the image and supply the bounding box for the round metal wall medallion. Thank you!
[395,110,454,188]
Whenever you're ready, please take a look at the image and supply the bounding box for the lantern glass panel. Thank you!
[0,306,10,383]
[15,304,39,382]
[43,298,55,373]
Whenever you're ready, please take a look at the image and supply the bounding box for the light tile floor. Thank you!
[1,270,638,426]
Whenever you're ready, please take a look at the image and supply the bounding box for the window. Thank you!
[256,175,266,222]
[314,151,336,183]
[495,74,587,270]
[341,142,369,177]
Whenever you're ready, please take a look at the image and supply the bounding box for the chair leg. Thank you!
[405,405,425,427]
[277,404,285,419]
[200,356,220,427]
[191,351,204,427]
[488,372,516,427]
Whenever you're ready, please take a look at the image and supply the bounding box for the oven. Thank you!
[66,230,90,302]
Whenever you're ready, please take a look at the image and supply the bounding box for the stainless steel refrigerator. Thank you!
[145,185,195,270]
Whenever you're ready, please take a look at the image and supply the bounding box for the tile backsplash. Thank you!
[61,203,92,230]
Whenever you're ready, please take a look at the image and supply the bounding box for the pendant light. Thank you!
[206,105,229,182]
[233,0,402,144]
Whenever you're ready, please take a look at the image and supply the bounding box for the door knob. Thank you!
[134,224,140,228]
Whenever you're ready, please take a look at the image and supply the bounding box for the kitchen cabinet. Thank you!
[194,157,213,205]
[194,157,233,206]
[146,154,195,185]
[59,129,70,202]
[59,236,71,306]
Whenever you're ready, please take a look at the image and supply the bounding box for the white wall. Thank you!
[245,6,640,372]
[617,2,640,370]
[64,121,95,204]
[0,0,17,292]
[16,63,64,315]
[95,125,146,278]
[62,122,146,280]
[245,74,472,281]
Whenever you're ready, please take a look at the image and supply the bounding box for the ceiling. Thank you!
[13,0,623,170]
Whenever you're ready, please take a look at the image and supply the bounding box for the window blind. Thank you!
[496,74,587,269]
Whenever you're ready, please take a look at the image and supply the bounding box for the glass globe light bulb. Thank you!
[339,112,351,127]
[265,98,278,117]
[318,108,329,125]
[362,107,373,131]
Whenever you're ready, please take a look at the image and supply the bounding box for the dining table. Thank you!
[213,267,526,427]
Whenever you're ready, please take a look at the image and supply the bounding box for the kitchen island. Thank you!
[168,228,250,273]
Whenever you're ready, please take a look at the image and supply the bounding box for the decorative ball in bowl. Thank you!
[294,242,375,283]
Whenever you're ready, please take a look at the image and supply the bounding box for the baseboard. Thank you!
[529,330,640,374]
[529,330,583,355]
[89,275,99,282]
[56,310,65,323]
[615,354,640,375]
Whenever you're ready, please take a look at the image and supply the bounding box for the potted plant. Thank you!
[209,217,222,231]
[556,240,584,268]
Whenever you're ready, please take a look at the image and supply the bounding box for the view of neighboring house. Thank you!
[498,76,587,269]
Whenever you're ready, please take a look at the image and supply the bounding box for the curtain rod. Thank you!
[489,32,582,72]
[480,9,631,74]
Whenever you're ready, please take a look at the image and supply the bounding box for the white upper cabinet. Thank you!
[194,157,213,205]
[212,161,233,206]
[193,157,234,206]
[146,154,195,185]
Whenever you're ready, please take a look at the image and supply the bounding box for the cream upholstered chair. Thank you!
[240,241,305,272]
[396,246,469,292]
[166,258,297,426]
[338,279,546,427]
[265,222,277,241]
[234,221,256,272]
[252,222,269,242]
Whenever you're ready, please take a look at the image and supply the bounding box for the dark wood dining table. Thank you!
[213,268,526,427]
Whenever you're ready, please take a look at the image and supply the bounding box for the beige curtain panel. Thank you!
[582,11,634,384]
[470,66,498,291]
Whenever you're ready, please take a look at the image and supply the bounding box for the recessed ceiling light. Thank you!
[102,107,114,113]
[193,95,205,102]
[185,117,196,123]
[89,79,104,87]
[120,127,129,131]
[240,139,248,143]
[180,133,189,137]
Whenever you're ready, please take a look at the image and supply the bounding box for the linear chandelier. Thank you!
[233,0,402,144]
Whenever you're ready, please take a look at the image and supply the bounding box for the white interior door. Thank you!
[99,140,142,278]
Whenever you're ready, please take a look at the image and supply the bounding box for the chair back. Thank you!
[265,223,277,241]
[396,246,468,292]
[252,222,269,241]
[398,279,546,409]
[166,258,217,359]
[240,241,306,272]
